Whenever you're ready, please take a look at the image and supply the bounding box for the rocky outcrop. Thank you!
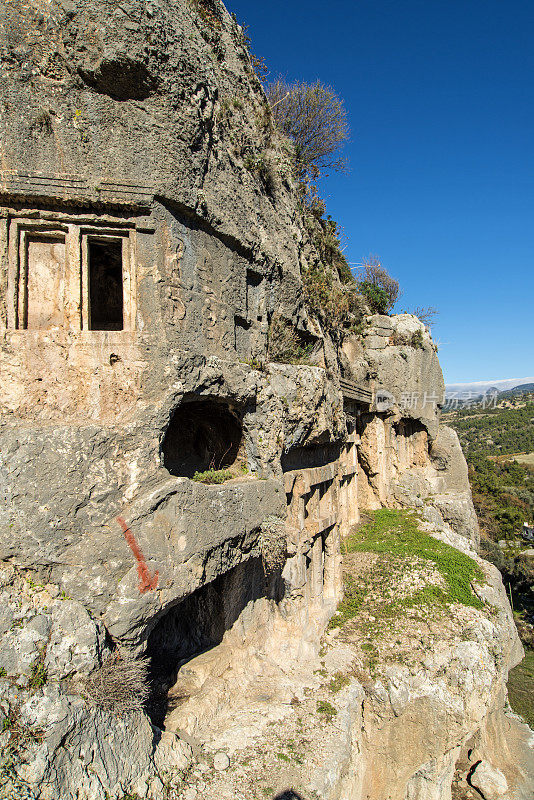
[0,564,191,800]
[0,1,531,799]
[129,524,530,800]
[342,313,444,437]
[346,314,479,549]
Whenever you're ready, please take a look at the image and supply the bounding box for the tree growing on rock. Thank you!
[266,79,349,179]
[356,256,401,314]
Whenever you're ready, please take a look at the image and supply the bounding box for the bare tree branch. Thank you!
[266,80,349,178]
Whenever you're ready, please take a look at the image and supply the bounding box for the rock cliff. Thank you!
[0,1,532,799]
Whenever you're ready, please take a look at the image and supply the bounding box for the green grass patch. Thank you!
[328,672,351,693]
[2,715,13,732]
[339,509,484,620]
[329,574,366,628]
[316,699,337,719]
[508,647,534,728]
[28,654,47,691]
[191,468,233,484]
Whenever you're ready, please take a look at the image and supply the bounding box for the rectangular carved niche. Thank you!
[5,214,136,331]
[23,233,66,329]
[234,315,251,358]
[246,269,264,322]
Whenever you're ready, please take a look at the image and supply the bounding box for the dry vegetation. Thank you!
[266,79,348,179]
[82,655,150,714]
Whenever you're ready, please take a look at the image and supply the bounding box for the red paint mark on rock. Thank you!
[117,516,159,594]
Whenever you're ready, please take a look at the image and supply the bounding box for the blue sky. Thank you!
[225,0,534,384]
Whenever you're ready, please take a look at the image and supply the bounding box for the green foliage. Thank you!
[495,507,524,537]
[309,214,353,285]
[453,448,534,541]
[267,315,315,364]
[410,329,424,349]
[316,699,337,719]
[357,281,389,314]
[452,432,534,633]
[449,401,534,456]
[191,468,233,484]
[301,265,361,332]
[342,509,484,610]
[329,573,366,628]
[356,257,400,314]
[328,672,350,693]
[241,356,264,370]
[28,654,47,691]
[0,667,6,678]
[299,196,363,324]
[266,80,348,179]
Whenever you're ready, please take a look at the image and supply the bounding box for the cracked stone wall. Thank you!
[0,2,529,799]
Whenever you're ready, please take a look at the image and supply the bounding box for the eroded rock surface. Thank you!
[0,1,532,799]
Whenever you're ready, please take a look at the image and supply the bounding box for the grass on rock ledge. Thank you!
[332,509,484,630]
[191,463,251,484]
[191,468,234,484]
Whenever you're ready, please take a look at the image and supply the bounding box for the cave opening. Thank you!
[88,238,124,330]
[146,558,267,728]
[162,397,244,478]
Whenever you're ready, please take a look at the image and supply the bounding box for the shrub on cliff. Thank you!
[191,468,233,484]
[356,257,400,314]
[266,79,348,179]
[83,655,150,713]
[267,315,314,364]
[302,266,363,333]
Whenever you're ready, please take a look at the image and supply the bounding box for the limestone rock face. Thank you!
[147,528,532,800]
[0,565,191,800]
[343,313,445,438]
[0,1,531,799]
[0,0,302,278]
[469,761,509,799]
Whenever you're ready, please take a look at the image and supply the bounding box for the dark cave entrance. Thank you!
[88,238,124,330]
[161,398,244,478]
[146,558,267,728]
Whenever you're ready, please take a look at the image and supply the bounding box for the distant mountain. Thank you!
[445,377,534,399]
[443,380,534,409]
[499,383,534,398]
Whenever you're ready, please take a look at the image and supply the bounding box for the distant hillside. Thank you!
[499,383,534,398]
[448,401,534,456]
[447,401,534,634]
[444,382,534,409]
[445,376,534,399]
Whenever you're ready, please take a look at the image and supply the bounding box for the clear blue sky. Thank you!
[225,0,534,384]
